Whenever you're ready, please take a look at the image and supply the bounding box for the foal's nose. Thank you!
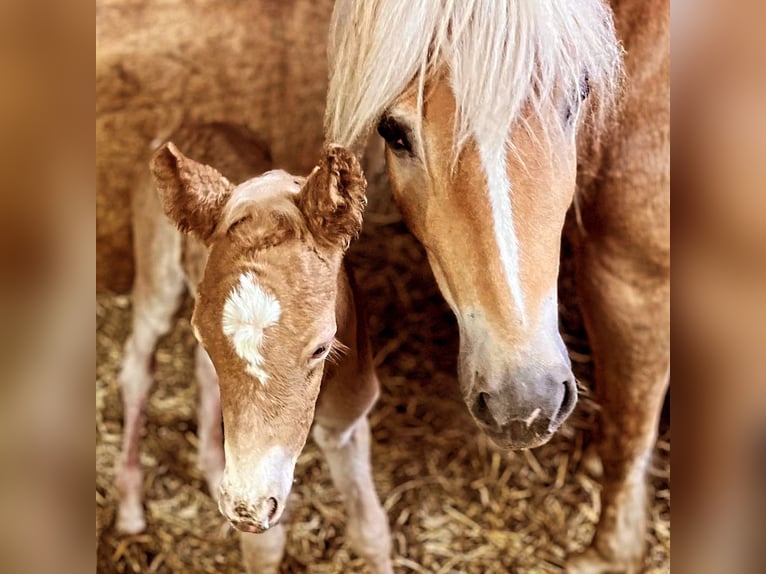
[470,367,577,448]
[218,491,283,533]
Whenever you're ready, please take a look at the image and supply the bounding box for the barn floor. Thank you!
[96,219,670,573]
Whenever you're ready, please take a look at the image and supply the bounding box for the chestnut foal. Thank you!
[115,135,392,573]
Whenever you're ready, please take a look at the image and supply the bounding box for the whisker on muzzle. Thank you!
[523,408,541,429]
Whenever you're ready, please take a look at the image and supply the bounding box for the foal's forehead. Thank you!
[219,271,282,383]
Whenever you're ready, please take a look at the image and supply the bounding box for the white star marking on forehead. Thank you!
[222,272,281,385]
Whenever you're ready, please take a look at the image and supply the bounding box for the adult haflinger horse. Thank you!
[326,0,669,572]
[116,134,392,573]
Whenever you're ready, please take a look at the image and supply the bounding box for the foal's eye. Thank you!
[377,116,413,154]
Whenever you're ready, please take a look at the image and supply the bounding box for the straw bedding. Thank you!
[96,211,669,573]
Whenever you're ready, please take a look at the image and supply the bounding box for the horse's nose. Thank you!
[470,368,577,447]
[218,490,282,533]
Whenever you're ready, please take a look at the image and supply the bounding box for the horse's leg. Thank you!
[567,199,670,572]
[194,344,224,499]
[568,245,669,573]
[313,414,392,573]
[240,527,287,574]
[566,4,671,572]
[115,182,185,534]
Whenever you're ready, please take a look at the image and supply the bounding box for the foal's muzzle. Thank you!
[216,445,294,533]
[218,490,284,533]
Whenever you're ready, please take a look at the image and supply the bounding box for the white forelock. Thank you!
[220,170,303,231]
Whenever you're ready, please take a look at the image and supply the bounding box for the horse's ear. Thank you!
[150,142,234,243]
[295,144,366,249]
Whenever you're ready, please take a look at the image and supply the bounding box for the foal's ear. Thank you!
[150,142,234,243]
[295,145,366,249]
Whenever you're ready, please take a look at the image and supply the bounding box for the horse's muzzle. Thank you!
[468,368,577,449]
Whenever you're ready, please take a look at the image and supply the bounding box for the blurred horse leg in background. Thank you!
[115,173,185,533]
[240,526,287,574]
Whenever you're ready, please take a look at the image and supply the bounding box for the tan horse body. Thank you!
[326,1,669,572]
[96,0,334,291]
[116,128,392,572]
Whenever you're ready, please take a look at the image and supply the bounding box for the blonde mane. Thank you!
[325,0,623,157]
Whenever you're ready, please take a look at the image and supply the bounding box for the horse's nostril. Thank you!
[552,377,578,429]
[266,497,279,522]
[474,392,492,423]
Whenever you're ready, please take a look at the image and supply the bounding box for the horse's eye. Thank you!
[564,74,591,126]
[579,73,590,102]
[377,116,412,154]
[312,345,328,359]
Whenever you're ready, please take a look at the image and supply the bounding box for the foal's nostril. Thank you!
[229,497,280,528]
[234,502,249,519]
[266,497,279,523]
